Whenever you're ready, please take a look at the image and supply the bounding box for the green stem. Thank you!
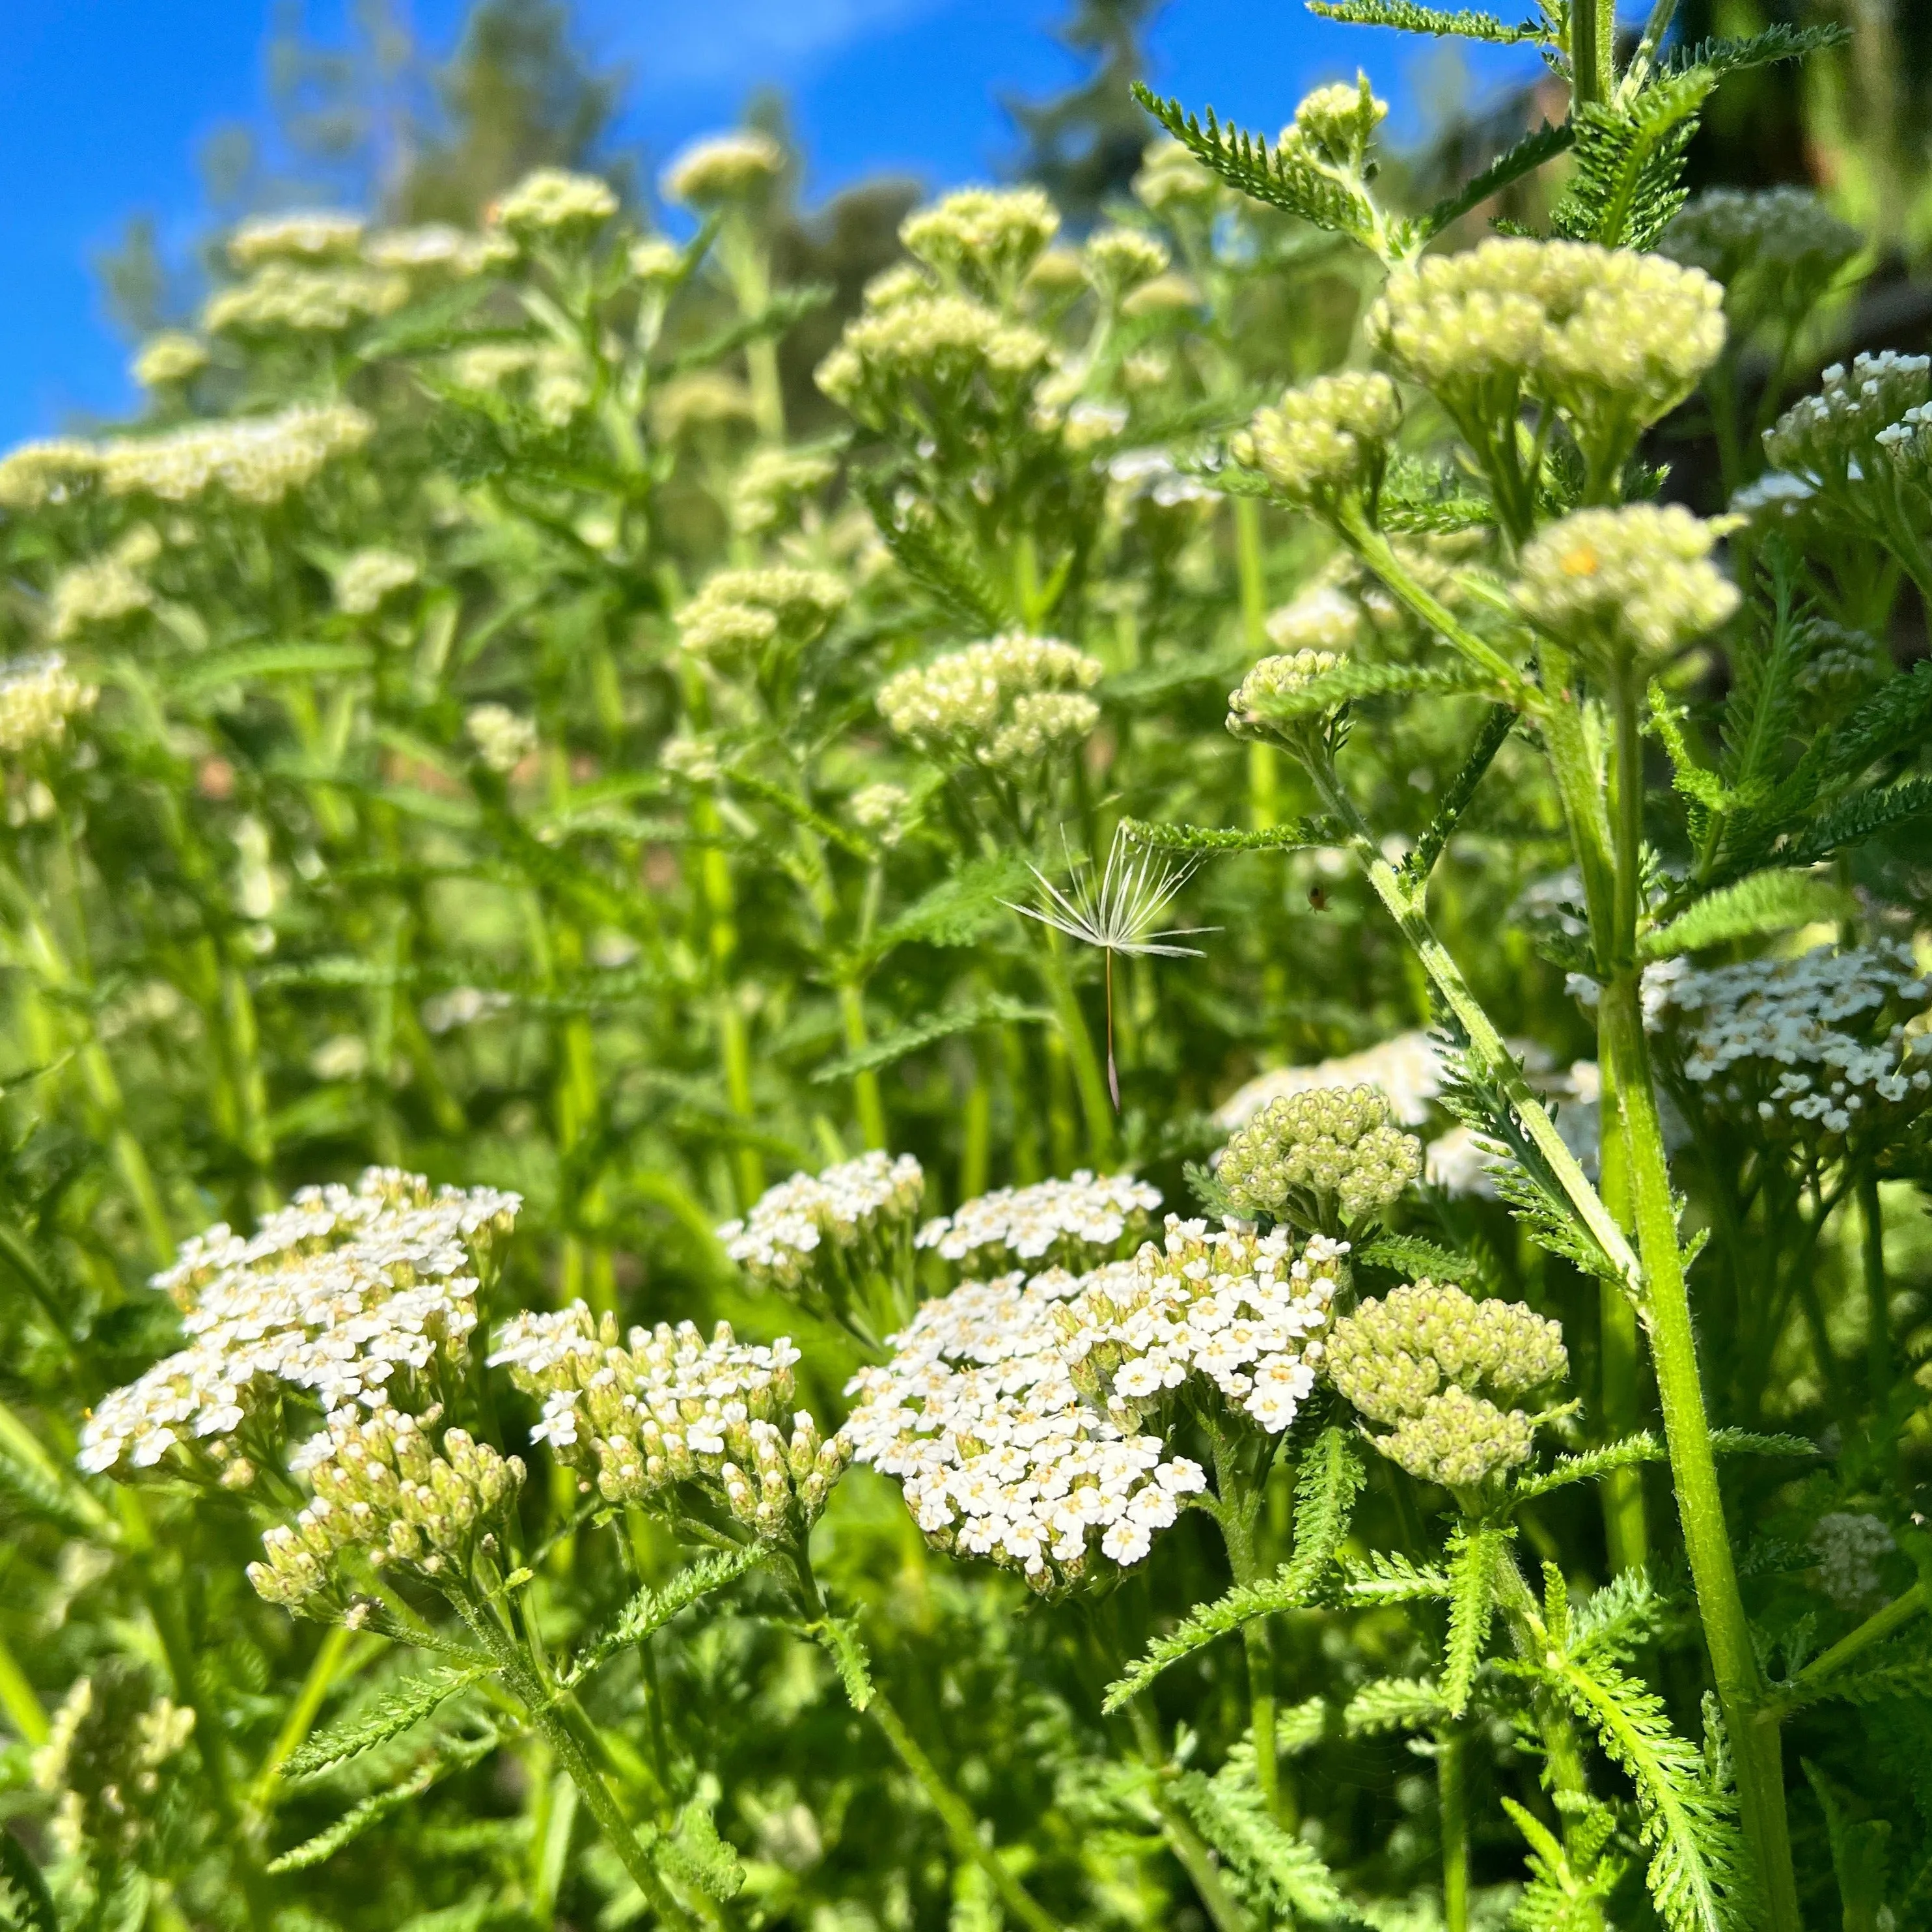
[250,1624,356,1808]
[0,1622,47,1746]
[838,982,888,1150]
[1301,756,1639,1290]
[1036,933,1118,1168]
[1209,1431,1280,1823]
[1438,1729,1469,1932]
[1783,1582,1925,1704]
[1860,1170,1890,1409]
[1592,721,1802,1932]
[1126,1700,1254,1932]
[1571,0,1611,108]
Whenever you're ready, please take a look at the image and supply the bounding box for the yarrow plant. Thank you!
[4,8,1932,1932]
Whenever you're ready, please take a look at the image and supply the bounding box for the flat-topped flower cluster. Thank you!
[719,1150,926,1295]
[490,1304,847,1539]
[844,1212,1342,1586]
[79,1168,520,1480]
[1646,941,1932,1141]
[914,1168,1161,1267]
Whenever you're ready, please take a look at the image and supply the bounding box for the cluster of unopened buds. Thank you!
[1327,1280,1569,1487]
[677,566,849,661]
[490,1304,848,1540]
[0,651,99,756]
[1216,1083,1423,1232]
[249,1404,525,1614]
[33,1663,197,1859]
[877,633,1103,771]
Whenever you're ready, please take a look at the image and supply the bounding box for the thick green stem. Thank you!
[1437,1730,1469,1932]
[1209,1431,1281,1823]
[250,1624,357,1808]
[1585,670,1801,1927]
[838,982,888,1150]
[1571,0,1612,108]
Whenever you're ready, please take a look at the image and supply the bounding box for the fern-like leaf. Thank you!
[1407,704,1517,882]
[1342,1549,1452,1604]
[268,1735,497,1873]
[1118,814,1334,853]
[1552,69,1714,251]
[1638,869,1850,961]
[1413,120,1575,243]
[1355,1233,1482,1283]
[1305,0,1551,40]
[814,1615,875,1712]
[1549,1657,1750,1932]
[1173,1758,1351,1922]
[0,1832,58,1932]
[811,997,1050,1083]
[1512,1432,1663,1502]
[661,1800,747,1903]
[1786,773,1932,866]
[1443,1525,1510,1715]
[284,1663,497,1779]
[1344,1675,1447,1736]
[1131,87,1377,240]
[858,480,1012,632]
[568,1545,766,1685]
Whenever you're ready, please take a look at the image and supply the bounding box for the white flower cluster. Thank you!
[877,633,1103,770]
[204,262,408,337]
[845,1217,1342,1585]
[661,131,786,208]
[98,404,374,505]
[443,340,593,426]
[466,702,538,774]
[1369,238,1724,448]
[719,1152,926,1293]
[489,167,620,238]
[77,1169,520,1479]
[1265,585,1362,653]
[1763,352,1932,495]
[1083,227,1170,299]
[1644,942,1932,1140]
[731,446,839,536]
[1515,504,1739,667]
[50,543,156,641]
[1216,1032,1443,1131]
[249,1403,525,1612]
[1659,189,1860,337]
[229,211,365,268]
[1810,1510,1897,1613]
[0,439,102,510]
[848,781,913,840]
[0,652,99,755]
[333,547,421,615]
[915,1170,1161,1267]
[489,1305,846,1538]
[363,223,514,277]
[1058,1219,1346,1434]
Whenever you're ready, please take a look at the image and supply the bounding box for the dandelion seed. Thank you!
[1005,825,1214,1110]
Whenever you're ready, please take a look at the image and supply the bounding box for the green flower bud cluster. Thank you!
[1763,352,1931,493]
[678,566,849,660]
[1083,227,1170,301]
[661,131,785,210]
[33,1661,195,1860]
[228,211,364,268]
[203,262,409,338]
[0,652,99,755]
[1660,189,1860,340]
[1245,372,1401,507]
[816,294,1055,432]
[1515,504,1739,670]
[488,167,620,240]
[1226,648,1344,740]
[901,188,1060,304]
[248,1405,525,1614]
[1132,139,1219,215]
[466,702,538,774]
[333,547,421,616]
[364,224,514,279]
[1369,239,1723,484]
[878,633,1103,770]
[131,331,210,391]
[730,446,840,537]
[1215,1083,1422,1232]
[848,781,913,842]
[1326,1279,1567,1487]
[490,1306,848,1540]
[1280,76,1387,173]
[49,528,161,641]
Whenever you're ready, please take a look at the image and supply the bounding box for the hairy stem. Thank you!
[1438,1729,1469,1932]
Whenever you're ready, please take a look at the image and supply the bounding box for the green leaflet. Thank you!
[661,1799,747,1903]
[1552,69,1715,251]
[0,1832,58,1932]
[813,1615,875,1713]
[268,1735,498,1873]
[1342,1549,1452,1603]
[870,853,1036,952]
[1411,119,1574,244]
[1343,1676,1446,1737]
[1354,1233,1482,1285]
[1118,814,1334,853]
[1640,869,1853,961]
[1549,1656,1750,1932]
[566,1545,766,1685]
[1172,1756,1351,1924]
[165,641,376,699]
[1103,1430,1362,1712]
[1247,658,1493,723]
[811,997,1052,1083]
[283,1662,497,1778]
[1442,1524,1511,1716]
[1304,1,1551,45]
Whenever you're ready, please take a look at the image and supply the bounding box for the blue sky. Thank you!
[0,0,1558,447]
